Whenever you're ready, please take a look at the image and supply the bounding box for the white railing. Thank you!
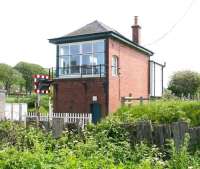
[26,112,92,128]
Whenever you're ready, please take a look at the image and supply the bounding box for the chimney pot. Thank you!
[134,16,138,25]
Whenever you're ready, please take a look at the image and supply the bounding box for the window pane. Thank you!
[82,55,93,75]
[93,53,105,75]
[112,56,118,76]
[82,54,93,65]
[82,42,92,54]
[59,56,70,75]
[60,45,69,55]
[93,41,105,52]
[94,53,104,65]
[70,55,80,73]
[70,44,80,55]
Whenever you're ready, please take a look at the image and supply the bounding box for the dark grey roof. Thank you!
[62,20,122,37]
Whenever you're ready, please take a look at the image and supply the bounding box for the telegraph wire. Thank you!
[144,0,196,46]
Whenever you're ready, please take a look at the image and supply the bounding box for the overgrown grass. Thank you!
[1,100,200,168]
[114,100,200,126]
[0,121,199,168]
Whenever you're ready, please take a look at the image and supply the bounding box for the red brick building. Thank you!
[49,17,163,122]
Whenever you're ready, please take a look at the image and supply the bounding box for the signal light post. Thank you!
[33,74,52,126]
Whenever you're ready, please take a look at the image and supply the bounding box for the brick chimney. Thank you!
[131,16,141,44]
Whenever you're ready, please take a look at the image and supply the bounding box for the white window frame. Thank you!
[112,55,118,76]
[58,39,105,77]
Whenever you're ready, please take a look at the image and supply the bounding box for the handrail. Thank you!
[56,64,107,78]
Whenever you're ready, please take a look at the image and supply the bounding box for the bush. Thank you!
[115,100,200,126]
[0,121,199,168]
[168,70,200,97]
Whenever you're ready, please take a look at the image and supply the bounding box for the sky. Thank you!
[0,0,199,87]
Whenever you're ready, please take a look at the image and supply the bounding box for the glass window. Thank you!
[59,56,70,75]
[60,46,69,55]
[82,55,93,75]
[93,53,104,75]
[94,53,104,65]
[58,40,105,76]
[93,41,105,53]
[112,56,118,76]
[70,44,80,55]
[82,42,92,54]
[70,55,80,74]
[82,54,93,65]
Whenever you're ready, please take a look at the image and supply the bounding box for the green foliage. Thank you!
[167,134,200,169]
[6,94,50,113]
[162,89,179,100]
[14,62,47,94]
[115,100,200,126]
[0,121,199,168]
[0,63,25,93]
[168,70,200,97]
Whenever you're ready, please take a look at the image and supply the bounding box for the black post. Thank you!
[100,64,101,78]
[81,66,82,78]
[48,68,51,79]
[56,45,59,78]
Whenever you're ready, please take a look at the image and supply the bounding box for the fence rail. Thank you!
[26,112,92,128]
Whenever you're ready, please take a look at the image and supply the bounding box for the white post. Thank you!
[0,90,6,120]
[36,94,40,126]
[19,103,22,122]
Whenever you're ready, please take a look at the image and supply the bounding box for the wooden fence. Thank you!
[26,112,92,129]
[123,121,200,149]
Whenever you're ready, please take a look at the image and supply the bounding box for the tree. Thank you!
[168,70,200,97]
[14,62,47,94]
[0,63,25,93]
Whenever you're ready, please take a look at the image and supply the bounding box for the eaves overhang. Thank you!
[49,31,153,56]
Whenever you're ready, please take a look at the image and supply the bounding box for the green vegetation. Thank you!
[115,100,200,126]
[0,120,199,169]
[14,62,47,94]
[168,70,200,97]
[0,62,47,94]
[0,63,25,94]
[6,94,50,113]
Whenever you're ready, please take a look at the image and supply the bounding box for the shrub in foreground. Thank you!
[115,100,200,126]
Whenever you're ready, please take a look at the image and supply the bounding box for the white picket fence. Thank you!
[26,112,92,127]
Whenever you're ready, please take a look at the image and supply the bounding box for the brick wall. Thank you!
[108,38,150,113]
[53,38,150,116]
[53,78,107,116]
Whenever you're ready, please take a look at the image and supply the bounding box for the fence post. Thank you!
[171,121,189,150]
[136,121,152,143]
[11,104,13,121]
[140,96,143,105]
[52,117,64,138]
